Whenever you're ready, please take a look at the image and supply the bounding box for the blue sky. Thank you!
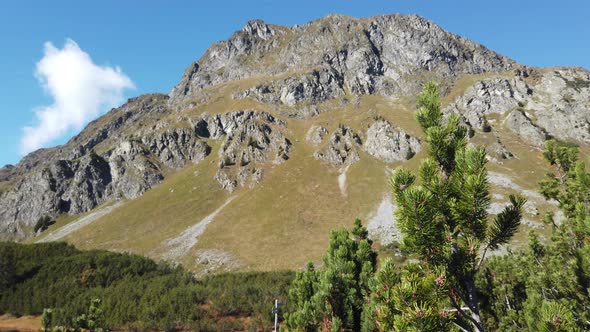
[0,1,588,166]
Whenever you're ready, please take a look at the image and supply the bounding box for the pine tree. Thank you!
[286,219,377,331]
[42,308,53,332]
[368,259,455,331]
[539,139,590,250]
[286,262,320,332]
[390,82,525,331]
[0,244,16,292]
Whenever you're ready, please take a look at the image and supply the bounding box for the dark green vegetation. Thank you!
[286,84,590,331]
[478,139,590,331]
[34,216,56,233]
[0,242,294,331]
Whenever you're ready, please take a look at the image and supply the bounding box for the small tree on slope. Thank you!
[390,82,525,331]
[286,219,377,332]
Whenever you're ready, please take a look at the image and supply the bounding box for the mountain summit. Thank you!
[1,13,589,272]
[169,14,513,106]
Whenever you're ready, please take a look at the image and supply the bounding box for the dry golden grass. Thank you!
[33,74,572,271]
[0,315,40,332]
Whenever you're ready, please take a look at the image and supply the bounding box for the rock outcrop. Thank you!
[364,120,421,162]
[445,67,590,146]
[306,126,328,146]
[142,128,211,169]
[444,78,528,131]
[314,126,362,166]
[486,138,514,162]
[234,68,345,107]
[503,110,547,147]
[214,112,291,192]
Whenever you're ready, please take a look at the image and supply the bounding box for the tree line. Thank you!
[0,241,294,331]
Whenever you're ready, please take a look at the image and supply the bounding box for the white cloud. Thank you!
[20,39,134,155]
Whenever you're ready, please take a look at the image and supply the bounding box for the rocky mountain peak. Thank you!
[169,13,514,107]
[1,13,588,248]
[241,19,276,40]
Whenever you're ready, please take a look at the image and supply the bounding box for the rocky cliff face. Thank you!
[1,13,589,242]
[169,14,514,110]
[444,67,590,146]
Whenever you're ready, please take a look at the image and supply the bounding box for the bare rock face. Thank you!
[364,120,421,162]
[444,78,528,130]
[199,110,287,139]
[142,127,211,169]
[314,126,362,166]
[170,14,514,108]
[107,140,164,199]
[0,95,212,240]
[486,139,514,162]
[529,69,590,143]
[62,153,113,215]
[0,162,71,239]
[1,94,170,183]
[445,67,590,146]
[504,110,547,147]
[306,126,329,146]
[213,111,292,192]
[234,68,345,107]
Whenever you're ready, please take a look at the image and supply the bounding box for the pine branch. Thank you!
[487,195,525,250]
[477,195,525,271]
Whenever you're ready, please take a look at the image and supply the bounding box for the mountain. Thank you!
[1,13,589,273]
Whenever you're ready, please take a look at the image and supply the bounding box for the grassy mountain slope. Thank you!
[31,75,566,272]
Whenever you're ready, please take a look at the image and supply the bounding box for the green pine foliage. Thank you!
[478,140,590,331]
[0,241,294,331]
[286,262,320,331]
[368,259,456,331]
[285,219,377,332]
[390,81,525,331]
[34,215,56,233]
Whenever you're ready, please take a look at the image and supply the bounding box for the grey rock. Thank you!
[314,126,362,166]
[445,67,590,145]
[107,140,164,199]
[444,78,526,130]
[364,120,421,162]
[169,14,514,108]
[530,69,590,143]
[62,153,112,215]
[504,110,547,147]
[234,68,344,107]
[214,170,238,193]
[306,126,328,145]
[201,110,286,139]
[0,95,206,239]
[215,111,291,192]
[142,127,211,169]
[486,138,514,162]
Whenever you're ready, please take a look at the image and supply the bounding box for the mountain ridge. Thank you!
[1,13,589,273]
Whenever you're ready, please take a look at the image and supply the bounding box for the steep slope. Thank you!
[169,14,513,110]
[1,13,589,273]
